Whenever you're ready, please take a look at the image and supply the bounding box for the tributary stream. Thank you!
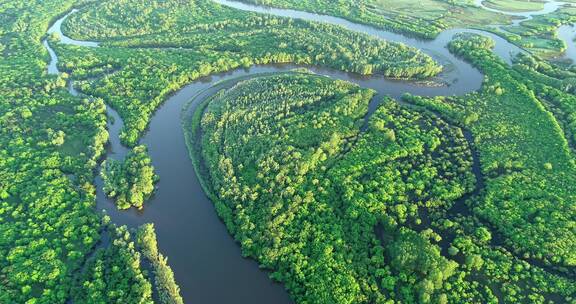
[43,1,575,302]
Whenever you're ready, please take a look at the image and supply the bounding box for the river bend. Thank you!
[43,1,576,303]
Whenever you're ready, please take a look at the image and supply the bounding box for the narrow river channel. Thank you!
[43,1,576,303]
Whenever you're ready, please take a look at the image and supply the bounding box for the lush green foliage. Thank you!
[55,0,441,146]
[438,33,576,268]
[240,0,510,38]
[0,1,178,302]
[241,0,576,58]
[402,34,576,302]
[136,224,184,304]
[101,145,158,210]
[192,70,576,303]
[72,223,154,304]
[192,73,492,303]
[0,1,108,303]
[3,0,576,303]
[493,6,576,58]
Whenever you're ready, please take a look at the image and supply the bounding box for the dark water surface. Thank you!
[43,1,576,302]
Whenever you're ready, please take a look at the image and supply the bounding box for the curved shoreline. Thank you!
[474,0,571,20]
[217,0,575,62]
[42,2,576,303]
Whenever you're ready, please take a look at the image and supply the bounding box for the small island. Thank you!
[101,145,158,209]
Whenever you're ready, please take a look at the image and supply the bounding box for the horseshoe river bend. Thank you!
[42,1,576,303]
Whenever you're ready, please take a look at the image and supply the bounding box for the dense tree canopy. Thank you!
[240,0,576,58]
[72,224,154,304]
[101,145,158,210]
[0,1,108,302]
[240,0,511,38]
[189,72,576,303]
[55,0,441,146]
[2,0,576,303]
[136,224,184,304]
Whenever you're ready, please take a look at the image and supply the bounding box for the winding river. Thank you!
[43,1,576,303]
[474,0,576,63]
[474,0,572,25]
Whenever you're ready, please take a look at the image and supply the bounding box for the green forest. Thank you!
[57,0,440,147]
[1,0,576,303]
[101,145,158,210]
[240,0,510,38]
[190,71,576,303]
[240,0,576,57]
